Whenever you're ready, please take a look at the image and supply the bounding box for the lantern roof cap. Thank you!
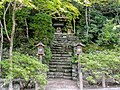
[36,42,45,47]
[74,43,85,47]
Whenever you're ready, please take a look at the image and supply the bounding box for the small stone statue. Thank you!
[56,27,62,33]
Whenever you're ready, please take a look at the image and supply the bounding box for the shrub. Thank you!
[76,47,120,84]
[1,52,48,88]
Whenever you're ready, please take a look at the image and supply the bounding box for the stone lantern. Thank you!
[75,43,85,55]
[36,42,45,62]
[74,42,85,90]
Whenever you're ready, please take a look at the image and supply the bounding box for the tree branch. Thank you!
[3,2,11,41]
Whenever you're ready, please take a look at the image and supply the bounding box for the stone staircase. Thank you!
[48,33,78,80]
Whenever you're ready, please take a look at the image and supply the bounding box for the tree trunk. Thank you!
[0,20,3,77]
[73,18,75,34]
[25,18,29,39]
[9,0,17,90]
[116,0,120,24]
[85,6,89,43]
[88,6,90,25]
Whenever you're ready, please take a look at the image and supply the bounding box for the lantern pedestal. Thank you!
[39,55,43,62]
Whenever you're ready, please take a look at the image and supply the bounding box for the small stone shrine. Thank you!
[52,17,68,33]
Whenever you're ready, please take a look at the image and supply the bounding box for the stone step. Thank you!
[55,35,67,37]
[54,38,69,40]
[52,43,65,46]
[51,45,63,48]
[48,73,72,80]
[51,49,69,54]
[51,47,73,51]
[51,49,70,53]
[53,41,69,44]
[52,54,72,57]
[51,45,73,48]
[49,68,72,72]
[51,47,63,49]
[52,48,73,51]
[52,56,71,60]
[54,35,68,38]
[49,57,70,62]
[49,61,71,65]
[49,68,72,73]
[52,52,69,55]
[52,42,67,45]
[54,38,77,41]
[51,57,71,60]
[50,60,71,63]
[48,72,72,76]
[47,75,72,79]
[53,40,75,43]
[49,65,72,69]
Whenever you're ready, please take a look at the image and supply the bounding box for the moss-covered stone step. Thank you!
[48,72,72,77]
[49,68,72,72]
[50,56,71,61]
[49,61,71,65]
[49,64,72,69]
[47,75,72,80]
[52,54,72,57]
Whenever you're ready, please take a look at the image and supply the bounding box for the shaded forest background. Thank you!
[0,0,120,55]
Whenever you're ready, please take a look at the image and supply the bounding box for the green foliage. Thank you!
[75,0,120,46]
[76,5,108,44]
[32,0,80,32]
[17,0,36,8]
[33,0,80,20]
[83,44,105,53]
[15,11,53,63]
[0,2,3,18]
[62,1,80,20]
[87,10,107,43]
[16,7,30,23]
[1,52,48,85]
[77,47,120,84]
[29,13,55,45]
[44,47,52,64]
[97,20,120,45]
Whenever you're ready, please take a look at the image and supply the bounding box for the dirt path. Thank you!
[85,87,120,90]
[45,79,120,90]
[45,79,79,90]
